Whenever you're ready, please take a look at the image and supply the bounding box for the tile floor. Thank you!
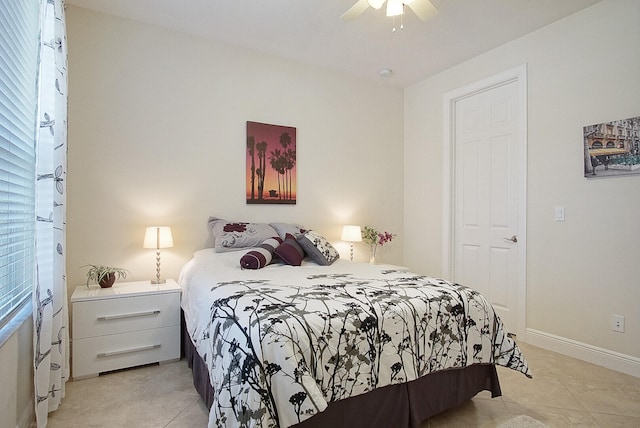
[47,342,640,427]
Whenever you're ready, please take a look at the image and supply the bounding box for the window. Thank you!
[0,0,41,328]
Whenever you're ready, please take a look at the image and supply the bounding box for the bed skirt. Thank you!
[181,311,502,428]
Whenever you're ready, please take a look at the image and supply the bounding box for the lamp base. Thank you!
[150,279,166,284]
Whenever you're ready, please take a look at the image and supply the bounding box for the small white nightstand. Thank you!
[71,279,181,380]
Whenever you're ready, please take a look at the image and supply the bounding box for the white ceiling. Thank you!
[65,0,601,88]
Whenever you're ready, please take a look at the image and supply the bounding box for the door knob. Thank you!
[503,235,518,243]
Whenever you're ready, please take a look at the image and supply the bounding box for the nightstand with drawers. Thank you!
[71,279,181,380]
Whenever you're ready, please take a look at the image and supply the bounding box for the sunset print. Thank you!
[246,121,297,204]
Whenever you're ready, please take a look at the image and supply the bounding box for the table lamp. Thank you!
[341,225,362,262]
[143,226,173,284]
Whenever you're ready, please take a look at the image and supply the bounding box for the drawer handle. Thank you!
[97,344,161,358]
[97,310,160,321]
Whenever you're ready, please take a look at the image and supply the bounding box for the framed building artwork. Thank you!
[584,115,640,178]
[246,121,297,204]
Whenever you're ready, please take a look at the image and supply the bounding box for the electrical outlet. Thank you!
[555,207,565,221]
[611,315,625,333]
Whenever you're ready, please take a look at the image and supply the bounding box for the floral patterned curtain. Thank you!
[33,0,69,425]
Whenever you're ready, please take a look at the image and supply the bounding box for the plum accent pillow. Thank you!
[270,223,308,240]
[209,219,279,252]
[274,233,305,266]
[296,230,340,266]
[240,236,283,269]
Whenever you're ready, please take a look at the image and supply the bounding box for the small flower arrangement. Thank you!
[362,226,395,263]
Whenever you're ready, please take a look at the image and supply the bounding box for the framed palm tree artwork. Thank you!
[246,121,297,204]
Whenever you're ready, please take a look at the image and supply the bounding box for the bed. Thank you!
[179,222,531,428]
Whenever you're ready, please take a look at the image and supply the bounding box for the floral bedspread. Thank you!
[179,251,531,428]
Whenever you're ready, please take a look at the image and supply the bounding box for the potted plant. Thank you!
[83,264,129,288]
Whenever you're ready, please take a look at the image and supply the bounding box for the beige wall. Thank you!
[404,0,640,360]
[0,311,34,428]
[65,7,404,292]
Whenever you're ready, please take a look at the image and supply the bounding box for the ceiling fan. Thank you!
[341,0,437,22]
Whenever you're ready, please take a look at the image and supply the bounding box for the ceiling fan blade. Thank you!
[406,0,437,21]
[341,0,370,21]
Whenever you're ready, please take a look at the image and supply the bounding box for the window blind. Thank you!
[0,0,41,326]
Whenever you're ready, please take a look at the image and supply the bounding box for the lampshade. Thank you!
[341,225,363,242]
[368,0,386,9]
[143,226,174,249]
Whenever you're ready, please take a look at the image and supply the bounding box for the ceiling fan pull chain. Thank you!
[392,12,405,32]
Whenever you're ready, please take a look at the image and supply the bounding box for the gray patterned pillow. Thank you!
[296,230,339,266]
[209,219,279,252]
[269,222,308,239]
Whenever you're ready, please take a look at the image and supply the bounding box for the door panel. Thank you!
[453,80,520,332]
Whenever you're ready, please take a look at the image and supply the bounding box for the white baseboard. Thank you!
[525,328,640,378]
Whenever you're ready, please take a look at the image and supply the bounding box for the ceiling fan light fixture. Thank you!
[341,0,437,25]
[386,0,404,17]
